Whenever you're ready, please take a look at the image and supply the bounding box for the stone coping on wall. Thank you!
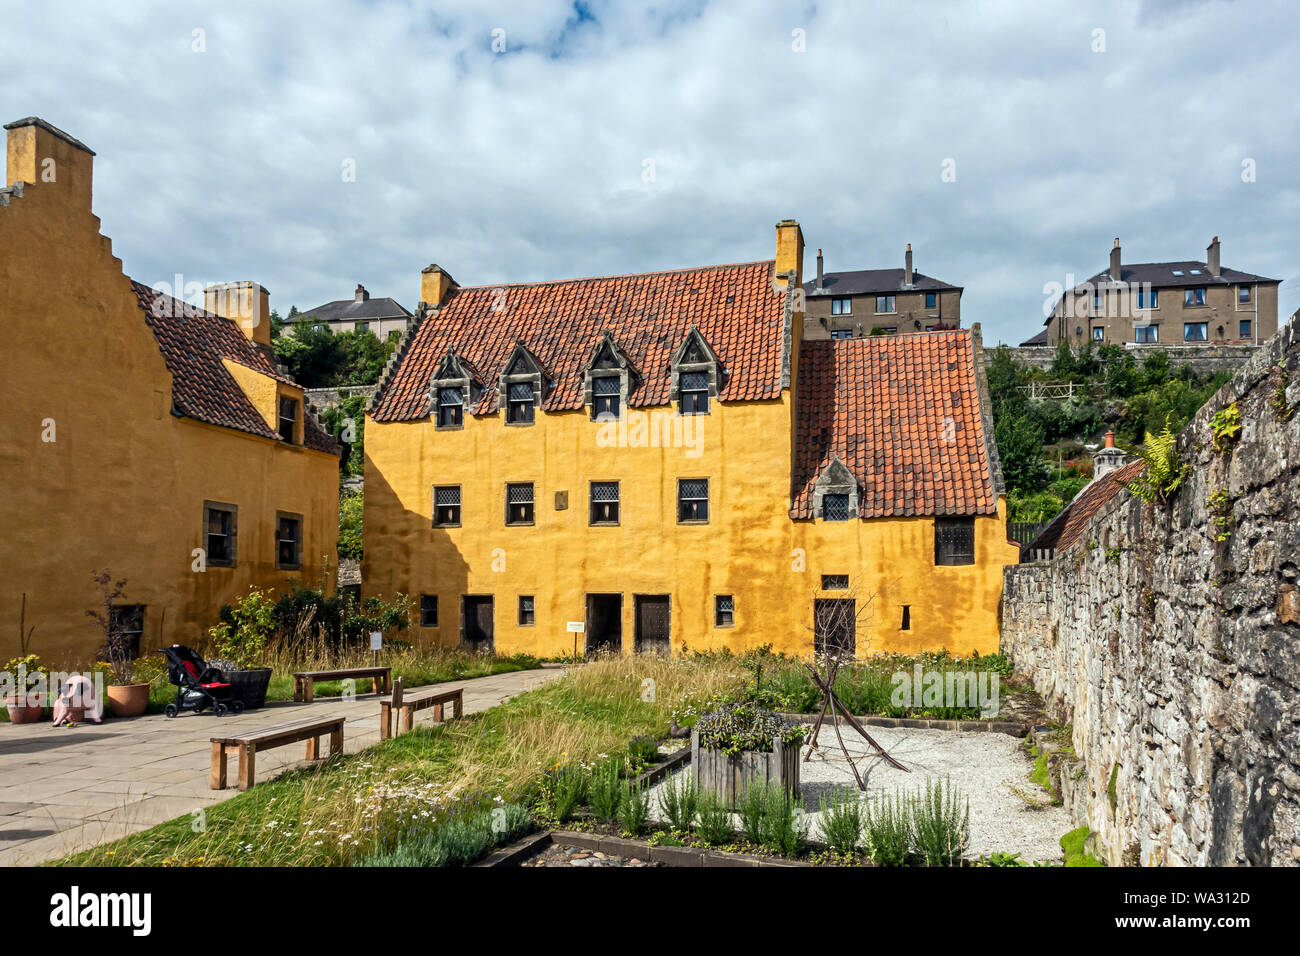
[780,712,1028,737]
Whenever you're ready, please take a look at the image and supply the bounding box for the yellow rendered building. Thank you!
[0,117,340,667]
[364,220,1017,658]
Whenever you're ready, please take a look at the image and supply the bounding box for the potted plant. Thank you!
[208,588,276,710]
[3,593,45,723]
[691,702,806,807]
[86,571,151,717]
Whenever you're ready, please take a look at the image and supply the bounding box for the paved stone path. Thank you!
[0,666,565,865]
[521,844,658,867]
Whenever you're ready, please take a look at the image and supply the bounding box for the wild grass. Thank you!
[55,654,744,867]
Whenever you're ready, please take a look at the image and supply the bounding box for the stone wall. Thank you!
[1000,318,1300,866]
[302,384,377,411]
[993,343,1260,376]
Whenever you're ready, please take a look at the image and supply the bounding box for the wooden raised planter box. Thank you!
[691,728,800,808]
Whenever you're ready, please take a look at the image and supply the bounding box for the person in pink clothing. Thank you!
[51,674,104,726]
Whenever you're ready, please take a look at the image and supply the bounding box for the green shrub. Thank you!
[863,791,911,866]
[817,787,864,856]
[759,784,806,856]
[736,779,767,844]
[436,816,494,865]
[628,735,660,767]
[618,779,650,837]
[911,778,970,867]
[658,772,699,832]
[541,765,587,824]
[694,791,734,846]
[587,759,624,823]
[695,702,807,755]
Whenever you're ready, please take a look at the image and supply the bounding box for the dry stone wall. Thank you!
[1001,318,1300,866]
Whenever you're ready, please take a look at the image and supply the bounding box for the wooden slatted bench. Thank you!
[292,666,391,703]
[380,686,463,739]
[210,715,345,790]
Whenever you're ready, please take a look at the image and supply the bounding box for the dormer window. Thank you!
[591,376,620,420]
[499,342,547,426]
[812,456,860,521]
[670,327,722,417]
[429,349,479,430]
[583,332,637,423]
[278,396,299,443]
[437,387,464,427]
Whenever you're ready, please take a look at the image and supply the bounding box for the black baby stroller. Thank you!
[161,645,244,717]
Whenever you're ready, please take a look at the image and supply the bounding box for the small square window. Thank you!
[276,512,302,570]
[1238,286,1252,303]
[677,478,709,523]
[591,375,621,421]
[935,516,975,566]
[506,382,535,423]
[715,595,734,627]
[506,482,535,525]
[1239,319,1252,339]
[204,502,237,567]
[590,481,620,524]
[518,595,535,626]
[1184,288,1207,307]
[823,493,850,521]
[1137,289,1158,309]
[831,298,852,316]
[830,329,853,340]
[278,396,299,443]
[821,574,849,590]
[1135,325,1159,344]
[1184,322,1208,342]
[437,387,464,428]
[925,292,937,309]
[420,595,439,627]
[434,485,461,526]
[875,295,896,314]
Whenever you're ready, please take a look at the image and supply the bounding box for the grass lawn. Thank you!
[56,655,745,867]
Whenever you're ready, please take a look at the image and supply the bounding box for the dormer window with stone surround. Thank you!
[670,327,723,416]
[429,349,479,430]
[583,332,636,422]
[499,342,547,425]
[812,457,859,521]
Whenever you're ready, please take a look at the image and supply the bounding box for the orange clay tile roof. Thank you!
[1028,459,1147,553]
[790,331,1000,519]
[369,260,789,421]
[129,280,338,454]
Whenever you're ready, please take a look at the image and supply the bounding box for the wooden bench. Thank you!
[292,666,391,703]
[380,685,463,739]
[210,716,345,790]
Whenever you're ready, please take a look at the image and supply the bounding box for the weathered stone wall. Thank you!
[992,343,1260,376]
[303,384,377,410]
[1001,318,1300,866]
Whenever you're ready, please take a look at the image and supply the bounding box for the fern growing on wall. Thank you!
[1124,415,1190,507]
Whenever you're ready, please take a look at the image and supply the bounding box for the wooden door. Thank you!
[634,595,671,655]
[462,596,494,653]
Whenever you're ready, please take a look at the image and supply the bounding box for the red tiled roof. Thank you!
[369,261,788,421]
[129,281,338,454]
[1029,459,1146,553]
[790,331,1000,519]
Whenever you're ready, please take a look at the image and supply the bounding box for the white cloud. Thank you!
[1,0,1297,342]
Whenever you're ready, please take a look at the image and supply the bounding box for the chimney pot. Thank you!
[1105,431,1115,448]
[355,284,369,302]
[1093,431,1127,480]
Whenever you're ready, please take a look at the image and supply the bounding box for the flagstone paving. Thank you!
[0,666,565,865]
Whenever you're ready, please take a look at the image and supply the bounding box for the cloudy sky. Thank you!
[2,0,1297,345]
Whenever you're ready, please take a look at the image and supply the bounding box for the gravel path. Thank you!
[648,723,1070,862]
[522,844,658,867]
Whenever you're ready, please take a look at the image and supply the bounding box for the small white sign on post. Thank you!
[566,621,584,633]
[370,631,383,651]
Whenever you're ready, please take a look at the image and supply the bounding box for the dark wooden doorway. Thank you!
[814,598,855,659]
[462,595,494,653]
[634,595,671,655]
[585,593,623,657]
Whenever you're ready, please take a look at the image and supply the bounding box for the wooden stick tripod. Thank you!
[802,657,909,789]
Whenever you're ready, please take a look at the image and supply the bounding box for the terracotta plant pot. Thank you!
[105,682,151,718]
[4,698,45,723]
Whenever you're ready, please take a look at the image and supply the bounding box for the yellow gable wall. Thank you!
[0,168,338,667]
[363,394,1016,658]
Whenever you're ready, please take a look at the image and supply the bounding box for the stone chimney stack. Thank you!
[905,243,914,286]
[204,281,272,348]
[1207,236,1221,277]
[420,265,458,309]
[1109,238,1122,282]
[773,219,804,290]
[4,116,95,212]
[355,284,369,302]
[1093,430,1128,481]
[815,248,824,292]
